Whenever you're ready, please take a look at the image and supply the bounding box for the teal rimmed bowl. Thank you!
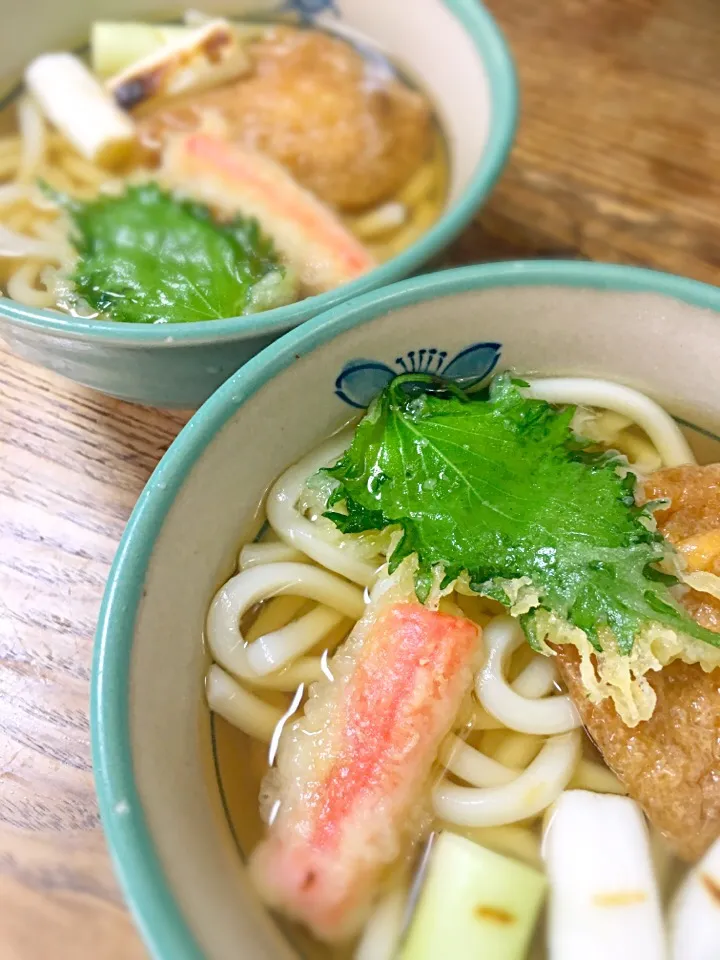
[92,260,720,960]
[0,0,517,408]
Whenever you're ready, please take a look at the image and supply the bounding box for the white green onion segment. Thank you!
[543,790,665,960]
[669,836,720,960]
[400,831,546,960]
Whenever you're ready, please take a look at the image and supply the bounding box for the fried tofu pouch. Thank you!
[140,27,432,211]
[644,464,720,632]
[556,465,720,861]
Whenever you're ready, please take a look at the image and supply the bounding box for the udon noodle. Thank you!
[205,375,720,958]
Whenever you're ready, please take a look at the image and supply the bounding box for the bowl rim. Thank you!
[0,0,518,347]
[92,259,720,960]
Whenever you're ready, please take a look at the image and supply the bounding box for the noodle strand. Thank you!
[239,541,307,569]
[476,616,581,735]
[439,733,518,788]
[525,377,695,468]
[354,884,408,960]
[16,96,46,184]
[266,431,379,587]
[206,561,364,679]
[432,730,582,827]
[206,664,284,741]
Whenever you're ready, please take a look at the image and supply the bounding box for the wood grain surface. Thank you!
[1,1,720,956]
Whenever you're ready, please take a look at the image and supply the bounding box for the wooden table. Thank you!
[1,1,719,956]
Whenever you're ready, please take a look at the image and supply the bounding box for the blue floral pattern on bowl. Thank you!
[335,342,502,408]
[283,0,340,20]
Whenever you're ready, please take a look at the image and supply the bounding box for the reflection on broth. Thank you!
[207,374,720,959]
[213,718,355,960]
[0,13,448,322]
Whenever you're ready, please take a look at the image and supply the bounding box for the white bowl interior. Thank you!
[1,0,493,207]
[127,282,720,959]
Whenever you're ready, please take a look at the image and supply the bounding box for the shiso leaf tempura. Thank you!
[321,372,718,724]
[48,182,295,323]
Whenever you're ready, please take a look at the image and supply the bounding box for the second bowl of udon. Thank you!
[0,0,516,407]
[93,261,720,960]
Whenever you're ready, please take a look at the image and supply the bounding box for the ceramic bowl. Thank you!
[0,0,516,408]
[92,260,720,960]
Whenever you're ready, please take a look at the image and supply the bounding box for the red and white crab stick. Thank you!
[249,597,479,942]
[162,133,375,295]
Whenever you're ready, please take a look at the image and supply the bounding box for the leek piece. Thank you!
[543,791,665,960]
[24,54,136,168]
[401,832,546,960]
[91,22,191,77]
[669,836,720,960]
